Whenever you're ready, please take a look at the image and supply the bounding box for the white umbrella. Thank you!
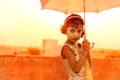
[40,0,120,20]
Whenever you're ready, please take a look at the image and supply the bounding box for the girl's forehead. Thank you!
[68,23,84,29]
[68,26,83,31]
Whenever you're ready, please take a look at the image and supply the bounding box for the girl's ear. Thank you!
[60,25,64,34]
[60,25,66,34]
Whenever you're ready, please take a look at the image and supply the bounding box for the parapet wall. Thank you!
[91,58,120,80]
[0,55,120,80]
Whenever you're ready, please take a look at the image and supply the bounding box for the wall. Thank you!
[0,56,120,80]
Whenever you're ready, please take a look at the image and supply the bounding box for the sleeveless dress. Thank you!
[61,43,93,80]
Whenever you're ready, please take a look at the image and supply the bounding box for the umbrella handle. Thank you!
[90,42,95,49]
[84,35,95,49]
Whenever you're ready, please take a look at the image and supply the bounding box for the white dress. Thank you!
[61,44,93,80]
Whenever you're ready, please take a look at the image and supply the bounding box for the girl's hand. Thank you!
[82,39,90,52]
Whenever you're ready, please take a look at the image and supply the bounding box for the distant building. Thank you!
[42,39,62,57]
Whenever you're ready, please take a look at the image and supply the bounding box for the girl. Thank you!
[61,13,93,80]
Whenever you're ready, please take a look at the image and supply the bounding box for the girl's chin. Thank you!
[71,39,78,43]
[67,39,78,43]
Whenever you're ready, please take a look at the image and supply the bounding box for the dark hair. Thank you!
[60,13,85,37]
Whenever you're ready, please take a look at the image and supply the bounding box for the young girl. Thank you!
[60,13,93,80]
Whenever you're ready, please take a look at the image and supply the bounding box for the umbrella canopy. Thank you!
[40,0,120,14]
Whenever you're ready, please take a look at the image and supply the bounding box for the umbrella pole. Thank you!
[83,0,95,49]
[83,0,86,40]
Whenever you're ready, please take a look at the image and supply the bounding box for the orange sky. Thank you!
[0,0,120,49]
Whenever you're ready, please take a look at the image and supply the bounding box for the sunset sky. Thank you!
[0,0,120,49]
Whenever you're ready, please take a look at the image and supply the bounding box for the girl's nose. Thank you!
[74,32,79,37]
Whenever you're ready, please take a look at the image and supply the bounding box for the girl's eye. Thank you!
[70,29,75,32]
[78,30,81,33]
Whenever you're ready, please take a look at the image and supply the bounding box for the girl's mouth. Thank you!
[72,38,79,41]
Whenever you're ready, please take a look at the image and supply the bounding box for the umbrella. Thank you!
[40,0,120,19]
[40,0,120,43]
[40,0,120,13]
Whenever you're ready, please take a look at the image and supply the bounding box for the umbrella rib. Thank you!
[93,0,99,13]
[40,0,49,9]
[66,0,71,14]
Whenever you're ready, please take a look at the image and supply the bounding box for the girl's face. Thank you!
[66,24,83,43]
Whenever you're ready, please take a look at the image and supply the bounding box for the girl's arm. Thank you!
[62,45,88,73]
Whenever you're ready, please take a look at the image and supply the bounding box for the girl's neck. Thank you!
[65,40,76,45]
[65,40,80,48]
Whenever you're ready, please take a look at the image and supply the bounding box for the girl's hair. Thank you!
[60,13,85,37]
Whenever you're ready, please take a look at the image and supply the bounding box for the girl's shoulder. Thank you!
[61,44,74,59]
[63,43,72,49]
[61,42,82,59]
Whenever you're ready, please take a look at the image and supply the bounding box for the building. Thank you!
[42,39,62,57]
